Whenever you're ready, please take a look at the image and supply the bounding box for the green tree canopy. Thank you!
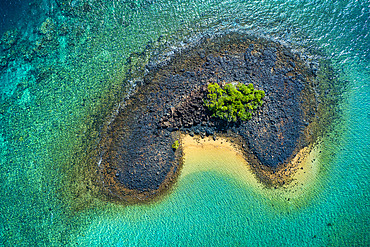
[204,82,265,122]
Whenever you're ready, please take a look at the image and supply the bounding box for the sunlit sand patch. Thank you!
[180,134,321,206]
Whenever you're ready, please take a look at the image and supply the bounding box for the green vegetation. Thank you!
[172,140,180,150]
[204,82,265,122]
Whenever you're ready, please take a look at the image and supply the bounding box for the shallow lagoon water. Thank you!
[0,0,368,246]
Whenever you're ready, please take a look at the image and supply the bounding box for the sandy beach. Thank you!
[180,134,321,205]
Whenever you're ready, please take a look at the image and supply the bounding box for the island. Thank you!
[97,32,326,203]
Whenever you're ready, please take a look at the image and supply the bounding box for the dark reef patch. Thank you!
[97,32,325,203]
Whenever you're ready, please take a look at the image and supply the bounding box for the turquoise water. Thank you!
[0,0,368,246]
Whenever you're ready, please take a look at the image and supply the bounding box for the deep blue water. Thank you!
[0,0,33,35]
[0,0,368,246]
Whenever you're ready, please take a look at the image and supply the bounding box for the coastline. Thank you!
[180,134,321,204]
[96,31,332,203]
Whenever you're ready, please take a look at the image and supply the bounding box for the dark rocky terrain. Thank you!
[98,32,320,203]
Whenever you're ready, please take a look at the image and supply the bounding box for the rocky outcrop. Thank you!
[97,32,321,203]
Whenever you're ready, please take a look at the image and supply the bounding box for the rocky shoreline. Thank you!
[97,32,322,203]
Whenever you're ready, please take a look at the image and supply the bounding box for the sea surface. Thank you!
[0,0,368,246]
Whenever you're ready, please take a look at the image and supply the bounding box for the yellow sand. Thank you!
[180,135,321,204]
